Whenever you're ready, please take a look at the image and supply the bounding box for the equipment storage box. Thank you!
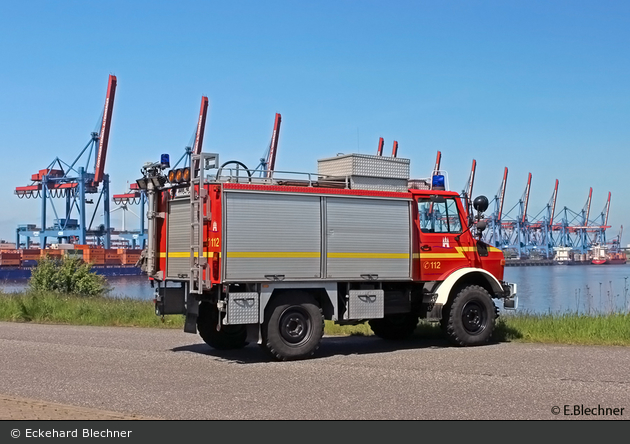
[317,153,410,180]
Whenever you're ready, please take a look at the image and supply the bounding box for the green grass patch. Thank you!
[324,321,373,336]
[1,291,629,346]
[493,311,630,346]
[0,290,184,329]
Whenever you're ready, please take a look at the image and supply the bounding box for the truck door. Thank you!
[417,196,472,281]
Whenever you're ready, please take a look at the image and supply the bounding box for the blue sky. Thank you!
[0,1,628,243]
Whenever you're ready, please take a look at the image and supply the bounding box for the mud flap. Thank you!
[426,303,443,322]
[184,292,199,334]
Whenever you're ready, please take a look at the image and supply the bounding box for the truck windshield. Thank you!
[418,197,462,234]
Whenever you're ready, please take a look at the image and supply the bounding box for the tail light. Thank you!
[212,252,220,281]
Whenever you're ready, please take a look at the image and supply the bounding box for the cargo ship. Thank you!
[606,251,628,265]
[590,243,628,265]
[0,246,143,280]
[590,243,608,265]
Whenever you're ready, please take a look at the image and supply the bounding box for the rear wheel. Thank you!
[262,292,324,361]
[368,314,419,340]
[197,302,248,350]
[444,285,496,346]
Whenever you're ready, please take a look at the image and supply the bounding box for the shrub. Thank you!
[28,255,110,297]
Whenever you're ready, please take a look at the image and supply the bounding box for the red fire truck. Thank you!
[138,151,517,361]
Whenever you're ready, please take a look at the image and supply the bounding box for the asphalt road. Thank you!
[1,321,629,420]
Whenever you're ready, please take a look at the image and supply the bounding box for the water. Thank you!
[2,265,630,315]
[0,275,155,300]
[503,264,630,315]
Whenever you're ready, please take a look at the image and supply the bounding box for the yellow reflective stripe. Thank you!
[413,246,503,259]
[159,252,221,258]
[327,252,409,259]
[227,252,321,258]
[167,252,193,258]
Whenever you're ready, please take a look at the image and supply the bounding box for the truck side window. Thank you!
[418,198,463,234]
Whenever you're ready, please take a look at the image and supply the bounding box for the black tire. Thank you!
[261,292,324,361]
[444,285,496,346]
[368,314,419,340]
[197,302,248,350]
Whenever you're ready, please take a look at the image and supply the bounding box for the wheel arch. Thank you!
[261,284,336,322]
[434,268,503,306]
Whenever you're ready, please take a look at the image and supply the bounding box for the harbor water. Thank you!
[1,264,630,316]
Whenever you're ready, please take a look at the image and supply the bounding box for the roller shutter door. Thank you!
[326,197,410,279]
[224,192,321,281]
[166,198,196,279]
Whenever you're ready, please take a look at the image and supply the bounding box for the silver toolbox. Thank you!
[318,154,410,180]
[345,289,384,320]
[226,292,259,324]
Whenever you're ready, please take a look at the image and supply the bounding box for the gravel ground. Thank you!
[0,321,629,420]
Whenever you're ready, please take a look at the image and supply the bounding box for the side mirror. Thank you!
[476,220,487,232]
[473,195,489,213]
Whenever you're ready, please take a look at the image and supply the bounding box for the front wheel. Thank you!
[444,285,496,346]
[262,292,324,361]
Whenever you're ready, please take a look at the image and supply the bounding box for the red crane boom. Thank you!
[191,96,209,174]
[93,75,117,185]
[265,113,282,178]
[584,187,593,224]
[521,173,532,224]
[434,151,442,173]
[392,140,398,157]
[603,192,611,227]
[498,167,508,222]
[193,96,209,156]
[549,179,558,227]
[466,159,476,200]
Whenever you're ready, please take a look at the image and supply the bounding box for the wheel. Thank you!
[261,292,324,361]
[368,314,419,340]
[197,302,248,350]
[444,285,496,346]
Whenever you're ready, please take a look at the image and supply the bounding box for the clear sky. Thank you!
[0,1,628,244]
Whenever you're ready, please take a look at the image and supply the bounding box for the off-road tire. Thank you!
[444,285,496,346]
[197,302,248,350]
[368,314,419,340]
[261,292,324,361]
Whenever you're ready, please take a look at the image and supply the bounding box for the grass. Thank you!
[493,311,630,346]
[0,290,184,329]
[1,290,629,346]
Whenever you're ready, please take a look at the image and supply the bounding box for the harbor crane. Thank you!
[15,75,117,248]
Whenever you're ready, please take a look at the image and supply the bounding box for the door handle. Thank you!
[421,245,432,251]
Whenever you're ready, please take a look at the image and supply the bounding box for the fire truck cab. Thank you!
[139,152,517,361]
